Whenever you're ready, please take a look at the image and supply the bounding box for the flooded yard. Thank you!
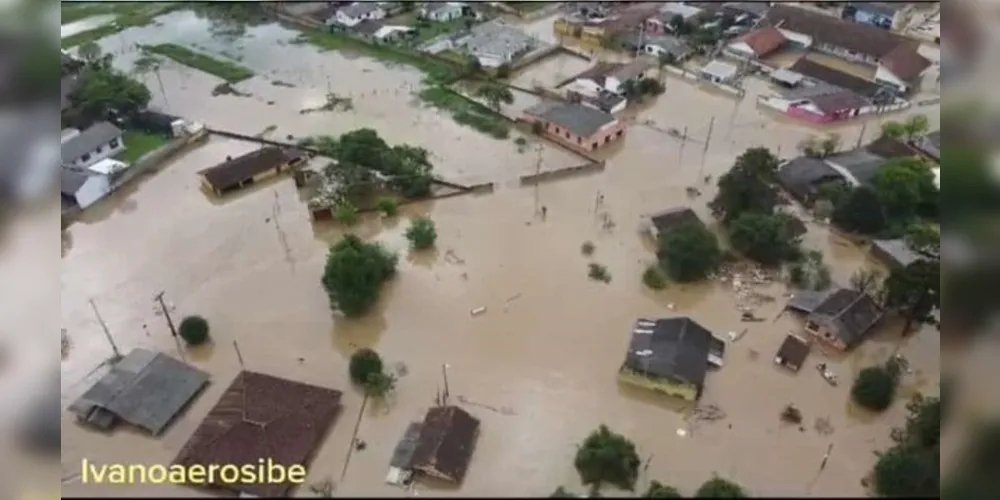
[60,14,117,39]
[60,8,942,499]
[510,52,592,90]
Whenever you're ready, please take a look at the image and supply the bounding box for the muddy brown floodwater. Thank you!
[61,12,941,498]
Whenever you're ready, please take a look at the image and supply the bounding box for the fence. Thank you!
[518,161,605,186]
[309,182,495,220]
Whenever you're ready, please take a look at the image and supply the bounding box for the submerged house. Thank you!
[198,146,307,196]
[725,26,788,61]
[643,206,704,240]
[774,334,810,372]
[61,121,126,169]
[411,405,481,483]
[804,288,883,352]
[618,317,726,401]
[522,101,626,152]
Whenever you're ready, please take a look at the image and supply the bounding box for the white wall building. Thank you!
[61,121,125,169]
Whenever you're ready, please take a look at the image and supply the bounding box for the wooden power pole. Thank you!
[153,291,185,361]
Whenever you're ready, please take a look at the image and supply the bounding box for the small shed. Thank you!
[774,335,810,372]
[411,405,481,483]
[68,348,210,435]
[198,146,307,196]
[699,60,738,84]
[870,238,921,269]
[644,206,704,240]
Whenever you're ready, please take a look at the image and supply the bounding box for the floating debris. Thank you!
[271,79,296,88]
[471,306,487,316]
[211,82,251,97]
[780,404,803,424]
[300,93,354,114]
[814,416,834,435]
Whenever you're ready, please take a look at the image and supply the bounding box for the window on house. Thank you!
[806,321,819,331]
[565,131,570,139]
[94,145,103,154]
[604,135,610,144]
[591,142,598,150]
[109,138,120,148]
[80,153,91,163]
[616,130,623,138]
[577,137,582,145]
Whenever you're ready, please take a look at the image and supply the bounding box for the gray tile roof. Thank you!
[61,121,122,163]
[786,288,835,314]
[644,35,694,59]
[808,289,883,348]
[390,421,424,469]
[339,2,382,18]
[776,156,842,201]
[621,317,718,395]
[60,167,91,195]
[525,101,616,138]
[871,238,921,268]
[68,348,210,435]
[825,149,888,186]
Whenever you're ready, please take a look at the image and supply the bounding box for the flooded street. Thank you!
[61,11,941,498]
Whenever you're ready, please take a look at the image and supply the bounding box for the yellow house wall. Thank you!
[617,369,697,401]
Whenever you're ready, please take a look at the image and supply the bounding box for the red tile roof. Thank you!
[172,371,342,497]
[736,27,787,57]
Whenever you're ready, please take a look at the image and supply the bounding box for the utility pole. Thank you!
[154,66,170,111]
[233,340,245,368]
[677,125,688,167]
[88,298,121,359]
[441,363,451,406]
[698,116,716,181]
[533,145,543,216]
[153,291,185,361]
[855,119,869,149]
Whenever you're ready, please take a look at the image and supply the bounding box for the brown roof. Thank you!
[775,335,810,370]
[878,44,931,81]
[601,3,663,35]
[788,58,883,98]
[735,27,787,57]
[765,5,913,58]
[865,135,919,159]
[199,147,304,191]
[173,371,342,497]
[411,405,480,483]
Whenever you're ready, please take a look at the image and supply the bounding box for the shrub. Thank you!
[178,315,210,346]
[643,481,681,498]
[321,234,398,317]
[349,348,383,386]
[405,216,437,250]
[851,364,899,412]
[588,263,611,283]
[335,202,360,226]
[574,425,641,490]
[376,198,399,217]
[581,241,595,256]
[642,264,667,290]
[695,477,746,498]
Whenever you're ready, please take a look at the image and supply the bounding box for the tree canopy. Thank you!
[658,224,722,283]
[831,187,886,235]
[349,348,384,386]
[70,62,152,123]
[695,477,747,498]
[874,159,938,220]
[880,114,929,141]
[178,316,210,346]
[728,213,801,266]
[883,258,940,335]
[851,362,901,412]
[709,148,780,223]
[321,234,398,317]
[872,394,943,498]
[573,425,641,491]
[643,481,682,498]
[476,83,514,112]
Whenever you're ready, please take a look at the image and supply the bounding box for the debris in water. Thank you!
[471,306,487,316]
[355,439,367,451]
[781,404,803,424]
[271,80,295,88]
[298,357,304,363]
[505,293,522,304]
[676,428,687,437]
[728,329,748,342]
[300,93,354,114]
[667,303,675,310]
[814,417,834,435]
[309,478,335,497]
[211,82,251,97]
[395,361,409,377]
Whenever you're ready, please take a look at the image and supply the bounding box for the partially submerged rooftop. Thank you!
[198,146,305,193]
[808,288,883,348]
[524,101,617,138]
[620,317,724,396]
[173,370,342,497]
[68,348,209,435]
[647,206,704,239]
[871,238,922,268]
[411,405,481,483]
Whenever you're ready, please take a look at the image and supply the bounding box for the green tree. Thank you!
[573,425,641,490]
[883,259,940,336]
[551,486,577,498]
[669,15,690,35]
[70,65,152,122]
[880,121,907,140]
[405,217,437,250]
[658,224,722,283]
[710,148,780,222]
[820,133,841,157]
[850,267,885,298]
[695,477,746,498]
[728,213,800,266]
[321,235,398,317]
[851,363,900,412]
[466,56,482,74]
[902,114,930,141]
[832,187,886,235]
[657,52,677,77]
[903,224,940,257]
[643,481,682,498]
[875,159,937,220]
[178,316,210,346]
[476,83,515,112]
[335,202,360,226]
[642,264,668,290]
[376,198,399,217]
[349,348,384,386]
[638,77,665,96]
[873,446,939,497]
[364,371,396,398]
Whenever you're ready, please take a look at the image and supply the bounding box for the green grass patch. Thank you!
[141,43,255,83]
[411,18,468,44]
[61,3,183,48]
[62,2,153,24]
[116,130,169,164]
[294,29,460,83]
[418,86,510,139]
